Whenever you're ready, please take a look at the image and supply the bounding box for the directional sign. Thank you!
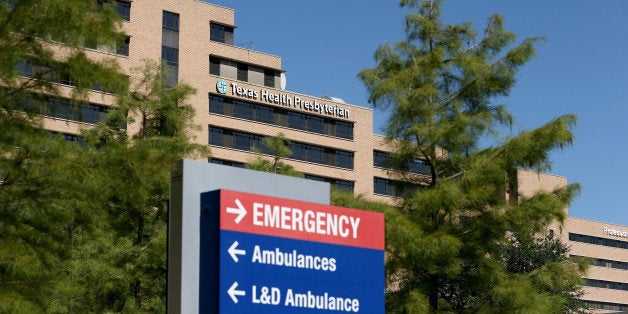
[200,189,385,313]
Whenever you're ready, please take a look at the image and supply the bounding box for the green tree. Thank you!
[359,0,585,312]
[57,61,210,312]
[0,1,127,312]
[500,233,588,313]
[246,133,304,178]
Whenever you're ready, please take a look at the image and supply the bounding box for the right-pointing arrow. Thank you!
[227,281,246,304]
[226,199,247,224]
[228,241,246,263]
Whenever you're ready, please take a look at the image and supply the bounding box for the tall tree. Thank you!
[0,1,127,312]
[359,0,585,312]
[56,61,210,312]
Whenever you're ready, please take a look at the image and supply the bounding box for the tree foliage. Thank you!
[358,0,586,312]
[0,1,127,312]
[246,133,304,178]
[0,1,209,311]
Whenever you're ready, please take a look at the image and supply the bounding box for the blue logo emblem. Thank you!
[216,79,228,94]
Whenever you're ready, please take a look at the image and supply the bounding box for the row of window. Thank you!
[569,233,628,249]
[83,36,130,57]
[209,95,354,140]
[583,300,628,312]
[303,174,354,193]
[16,60,124,94]
[210,56,279,88]
[50,132,86,147]
[208,126,354,169]
[162,11,180,86]
[373,150,430,176]
[572,255,628,271]
[208,159,355,193]
[585,278,628,291]
[374,177,419,197]
[18,94,109,125]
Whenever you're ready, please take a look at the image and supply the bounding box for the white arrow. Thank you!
[228,241,246,263]
[227,281,246,304]
[226,199,247,224]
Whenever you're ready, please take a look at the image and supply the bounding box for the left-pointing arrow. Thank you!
[228,241,246,263]
[226,199,247,224]
[228,281,246,304]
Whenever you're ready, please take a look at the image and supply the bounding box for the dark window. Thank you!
[210,56,220,75]
[209,126,353,169]
[210,22,234,45]
[209,158,244,168]
[207,95,354,140]
[374,177,418,197]
[237,63,248,81]
[264,69,276,88]
[162,46,178,66]
[585,279,628,291]
[288,112,305,129]
[336,150,353,169]
[308,116,325,134]
[209,95,224,114]
[569,233,628,249]
[373,150,430,176]
[233,101,254,120]
[116,36,130,56]
[373,151,389,168]
[257,106,274,124]
[17,94,108,124]
[305,174,354,193]
[163,11,179,31]
[309,146,325,164]
[209,127,224,146]
[336,121,353,139]
[583,300,628,312]
[571,255,628,270]
[116,1,131,21]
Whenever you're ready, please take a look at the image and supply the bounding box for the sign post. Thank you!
[200,189,385,313]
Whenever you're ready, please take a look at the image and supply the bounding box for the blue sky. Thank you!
[207,1,628,226]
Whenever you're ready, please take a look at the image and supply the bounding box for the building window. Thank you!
[16,94,108,125]
[374,177,418,197]
[264,69,276,88]
[237,63,248,81]
[162,46,179,66]
[208,126,354,169]
[209,158,245,168]
[208,95,354,140]
[210,22,234,45]
[373,150,430,176]
[51,132,86,147]
[116,36,130,56]
[571,255,628,270]
[305,174,354,193]
[210,57,282,89]
[583,300,628,312]
[373,151,389,168]
[210,56,220,75]
[585,279,628,291]
[162,11,179,31]
[116,1,131,21]
[162,11,179,86]
[569,233,628,249]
